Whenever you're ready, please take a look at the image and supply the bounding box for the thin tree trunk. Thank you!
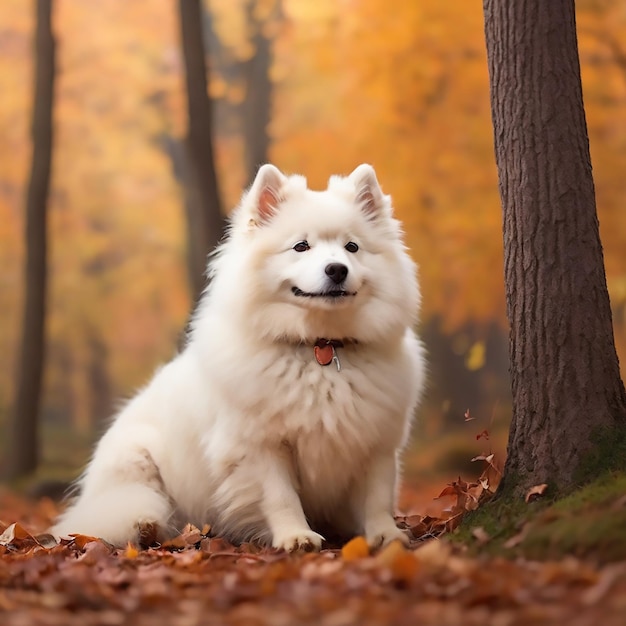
[6,0,55,479]
[178,0,224,302]
[483,0,626,495]
[241,1,273,187]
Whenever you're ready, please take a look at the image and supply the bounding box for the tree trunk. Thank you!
[178,0,225,302]
[6,0,55,479]
[483,0,626,495]
[241,1,273,187]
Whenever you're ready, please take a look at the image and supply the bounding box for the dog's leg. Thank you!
[53,482,172,547]
[260,447,324,552]
[357,451,409,549]
[52,427,173,547]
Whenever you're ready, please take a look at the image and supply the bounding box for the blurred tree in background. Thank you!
[5,0,55,479]
[178,0,224,303]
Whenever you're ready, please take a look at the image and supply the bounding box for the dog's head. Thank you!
[208,164,420,344]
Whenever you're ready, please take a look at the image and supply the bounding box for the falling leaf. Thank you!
[475,429,490,441]
[471,453,495,464]
[465,341,485,371]
[464,409,475,421]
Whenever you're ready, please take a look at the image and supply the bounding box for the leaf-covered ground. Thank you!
[2,490,626,626]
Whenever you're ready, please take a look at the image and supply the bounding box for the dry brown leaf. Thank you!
[471,453,495,464]
[78,538,115,564]
[34,532,58,548]
[525,483,549,503]
[70,533,102,550]
[503,525,529,549]
[445,512,465,532]
[470,526,491,545]
[0,522,32,545]
[375,540,419,583]
[581,563,626,606]
[435,484,459,499]
[414,539,451,568]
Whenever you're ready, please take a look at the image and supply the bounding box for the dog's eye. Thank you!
[293,240,310,252]
[344,241,359,253]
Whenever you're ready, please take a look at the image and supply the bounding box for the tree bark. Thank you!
[178,0,225,302]
[241,0,273,187]
[483,0,626,494]
[6,0,55,479]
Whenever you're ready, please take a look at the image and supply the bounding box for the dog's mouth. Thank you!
[291,286,356,300]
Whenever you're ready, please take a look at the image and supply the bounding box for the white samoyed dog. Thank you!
[52,164,425,551]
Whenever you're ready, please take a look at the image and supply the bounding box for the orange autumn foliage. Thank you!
[0,0,625,437]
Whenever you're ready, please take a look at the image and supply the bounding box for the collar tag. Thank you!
[314,339,343,371]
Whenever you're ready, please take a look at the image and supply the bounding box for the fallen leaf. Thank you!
[435,485,458,499]
[413,539,451,568]
[34,532,58,548]
[125,542,139,558]
[525,483,548,503]
[78,538,115,564]
[375,540,419,583]
[0,522,34,546]
[341,536,369,561]
[581,563,626,605]
[70,533,102,550]
[503,526,529,549]
[471,526,491,545]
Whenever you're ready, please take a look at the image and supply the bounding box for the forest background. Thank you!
[1,0,625,485]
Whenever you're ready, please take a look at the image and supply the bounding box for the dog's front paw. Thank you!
[272,528,324,552]
[366,518,410,549]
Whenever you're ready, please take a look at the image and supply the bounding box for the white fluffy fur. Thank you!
[52,164,426,551]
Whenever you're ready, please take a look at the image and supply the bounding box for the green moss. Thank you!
[574,425,626,486]
[451,491,546,549]
[520,472,626,561]
[553,472,626,510]
[454,471,626,563]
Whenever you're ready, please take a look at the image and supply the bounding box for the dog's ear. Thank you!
[349,164,388,220]
[249,164,287,224]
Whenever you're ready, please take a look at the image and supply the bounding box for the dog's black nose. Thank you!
[325,262,348,284]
